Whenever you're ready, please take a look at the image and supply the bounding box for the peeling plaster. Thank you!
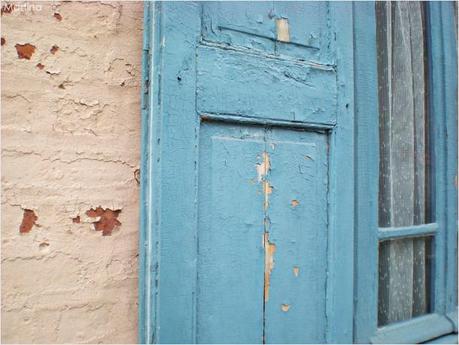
[19,209,38,233]
[14,43,36,60]
[1,1,143,343]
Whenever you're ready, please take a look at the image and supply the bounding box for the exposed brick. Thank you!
[14,43,36,60]
[19,209,38,234]
[86,207,121,236]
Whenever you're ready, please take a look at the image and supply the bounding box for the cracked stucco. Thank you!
[1,1,143,343]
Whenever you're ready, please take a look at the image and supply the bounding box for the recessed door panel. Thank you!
[196,124,329,343]
[264,128,328,344]
[197,124,265,344]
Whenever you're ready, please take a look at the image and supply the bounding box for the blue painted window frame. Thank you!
[353,2,458,343]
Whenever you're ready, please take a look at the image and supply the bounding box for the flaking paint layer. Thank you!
[1,2,143,343]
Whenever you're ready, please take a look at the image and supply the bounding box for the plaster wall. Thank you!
[1,1,143,343]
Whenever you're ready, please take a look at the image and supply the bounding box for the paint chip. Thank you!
[291,199,299,208]
[293,266,299,277]
[256,152,270,183]
[19,209,38,234]
[54,12,62,21]
[36,63,45,70]
[264,232,276,302]
[276,18,290,42]
[39,242,50,253]
[86,207,121,236]
[1,37,5,46]
[50,45,59,54]
[72,215,80,223]
[263,181,273,210]
[281,304,290,312]
[15,43,36,60]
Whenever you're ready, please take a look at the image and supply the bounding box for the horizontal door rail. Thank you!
[378,223,438,241]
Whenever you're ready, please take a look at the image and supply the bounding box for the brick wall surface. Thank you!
[1,1,143,343]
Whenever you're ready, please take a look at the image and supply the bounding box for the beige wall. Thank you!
[1,1,143,343]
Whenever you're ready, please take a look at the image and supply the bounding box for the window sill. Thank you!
[371,314,455,344]
[424,333,458,344]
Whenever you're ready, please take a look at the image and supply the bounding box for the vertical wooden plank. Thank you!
[196,123,265,344]
[440,1,458,315]
[155,2,201,343]
[426,1,447,316]
[264,128,328,344]
[327,2,355,342]
[353,1,380,342]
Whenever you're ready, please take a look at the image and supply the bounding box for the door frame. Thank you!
[139,2,355,343]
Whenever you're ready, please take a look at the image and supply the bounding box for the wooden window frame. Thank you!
[354,2,458,343]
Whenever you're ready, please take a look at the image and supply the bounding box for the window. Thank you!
[376,1,432,327]
[354,1,457,343]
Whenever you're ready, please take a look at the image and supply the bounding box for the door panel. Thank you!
[202,1,275,52]
[141,2,354,343]
[196,124,329,343]
[201,1,333,62]
[264,128,328,344]
[197,124,265,343]
[197,46,337,125]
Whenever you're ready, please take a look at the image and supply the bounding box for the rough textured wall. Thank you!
[1,1,143,343]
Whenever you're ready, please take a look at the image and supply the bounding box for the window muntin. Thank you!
[376,1,432,326]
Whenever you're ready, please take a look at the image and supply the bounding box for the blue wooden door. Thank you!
[140,2,355,343]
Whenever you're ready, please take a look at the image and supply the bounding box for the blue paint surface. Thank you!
[140,2,355,343]
[264,128,329,344]
[197,46,337,125]
[197,123,265,343]
[353,2,458,343]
